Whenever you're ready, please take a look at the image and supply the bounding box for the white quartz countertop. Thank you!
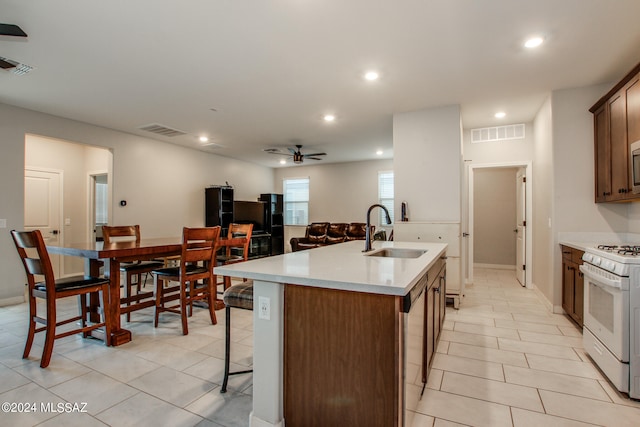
[214,240,448,296]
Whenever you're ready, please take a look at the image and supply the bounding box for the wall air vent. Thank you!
[471,123,525,143]
[138,123,187,137]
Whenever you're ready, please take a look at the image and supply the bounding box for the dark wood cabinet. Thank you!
[594,104,611,202]
[425,257,446,376]
[591,62,640,203]
[205,186,234,235]
[561,245,584,327]
[259,193,284,255]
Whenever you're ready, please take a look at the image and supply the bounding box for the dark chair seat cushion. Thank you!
[152,264,209,277]
[35,275,109,292]
[223,282,254,310]
[217,254,244,264]
[120,261,164,272]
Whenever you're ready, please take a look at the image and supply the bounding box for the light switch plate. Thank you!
[0,219,6,228]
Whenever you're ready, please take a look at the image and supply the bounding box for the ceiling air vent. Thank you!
[138,123,187,137]
[0,56,33,75]
[471,123,525,143]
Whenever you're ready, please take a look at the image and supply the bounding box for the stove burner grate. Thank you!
[597,245,619,251]
[618,245,640,256]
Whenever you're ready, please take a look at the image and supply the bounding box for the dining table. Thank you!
[46,235,248,346]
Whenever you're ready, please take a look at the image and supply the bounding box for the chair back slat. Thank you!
[24,257,45,275]
[226,223,254,261]
[102,225,141,244]
[180,226,221,266]
[11,230,56,294]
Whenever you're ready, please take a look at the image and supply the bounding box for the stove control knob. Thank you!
[601,259,615,272]
[592,256,602,266]
[583,253,593,263]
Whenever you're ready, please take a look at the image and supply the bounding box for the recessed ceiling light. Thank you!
[376,150,383,155]
[494,112,506,119]
[199,136,209,143]
[279,159,287,165]
[364,71,379,81]
[324,114,336,122]
[524,37,543,48]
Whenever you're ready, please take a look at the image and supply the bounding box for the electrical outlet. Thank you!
[258,296,270,320]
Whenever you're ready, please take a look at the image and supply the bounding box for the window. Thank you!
[378,171,394,226]
[284,178,309,225]
[95,181,108,224]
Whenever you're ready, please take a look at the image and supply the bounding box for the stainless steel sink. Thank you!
[366,248,427,258]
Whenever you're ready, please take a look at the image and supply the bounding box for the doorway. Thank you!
[24,134,112,276]
[89,173,109,242]
[467,162,532,288]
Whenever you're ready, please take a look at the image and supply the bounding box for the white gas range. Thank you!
[580,244,640,399]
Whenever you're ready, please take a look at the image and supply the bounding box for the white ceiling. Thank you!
[2,0,640,167]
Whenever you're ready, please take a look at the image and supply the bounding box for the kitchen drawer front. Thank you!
[571,248,585,264]
[561,245,584,264]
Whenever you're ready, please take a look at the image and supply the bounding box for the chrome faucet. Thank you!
[364,204,392,252]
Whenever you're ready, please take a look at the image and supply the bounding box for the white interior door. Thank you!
[25,168,63,276]
[516,169,526,286]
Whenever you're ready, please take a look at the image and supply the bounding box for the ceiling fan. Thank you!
[266,144,327,164]
[0,23,30,73]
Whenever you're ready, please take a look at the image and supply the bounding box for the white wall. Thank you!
[463,123,534,164]
[0,103,274,303]
[474,168,518,266]
[532,97,554,305]
[393,105,462,221]
[274,159,394,223]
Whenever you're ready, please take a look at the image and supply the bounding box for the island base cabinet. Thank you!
[284,285,403,427]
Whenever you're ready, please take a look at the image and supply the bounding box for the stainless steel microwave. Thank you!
[632,140,640,194]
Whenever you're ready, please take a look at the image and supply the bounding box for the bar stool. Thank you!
[216,223,253,292]
[220,281,254,393]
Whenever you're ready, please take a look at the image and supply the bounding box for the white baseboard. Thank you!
[531,282,553,312]
[0,296,25,307]
[474,263,516,270]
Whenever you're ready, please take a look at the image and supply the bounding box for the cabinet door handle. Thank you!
[434,286,440,294]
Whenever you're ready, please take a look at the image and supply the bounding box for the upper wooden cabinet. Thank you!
[591,62,640,203]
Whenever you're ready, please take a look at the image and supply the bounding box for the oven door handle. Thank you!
[579,265,622,289]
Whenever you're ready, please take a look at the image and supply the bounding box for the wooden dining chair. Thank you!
[216,223,253,292]
[152,226,221,335]
[102,225,164,321]
[11,230,112,368]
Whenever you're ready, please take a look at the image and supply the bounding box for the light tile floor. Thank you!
[2,269,640,426]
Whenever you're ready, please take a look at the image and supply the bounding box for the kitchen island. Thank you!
[214,240,447,427]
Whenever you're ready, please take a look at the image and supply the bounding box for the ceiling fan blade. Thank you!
[306,157,324,161]
[302,152,327,157]
[0,23,28,37]
[287,147,298,155]
[0,58,17,69]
